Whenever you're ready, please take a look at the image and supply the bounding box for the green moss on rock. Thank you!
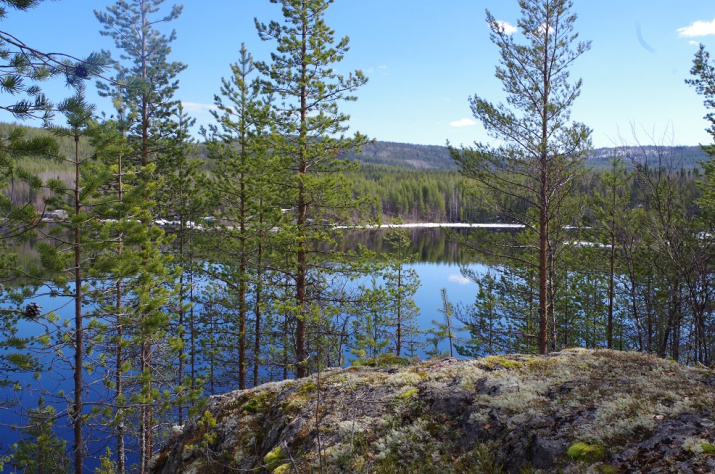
[241,391,275,414]
[567,441,605,462]
[397,387,419,400]
[352,352,412,368]
[481,355,524,370]
[263,445,284,471]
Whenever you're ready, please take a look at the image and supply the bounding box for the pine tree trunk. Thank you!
[295,17,309,379]
[141,340,153,474]
[254,235,263,387]
[538,19,551,356]
[116,127,126,474]
[238,159,247,389]
[538,141,549,354]
[607,216,616,349]
[396,263,402,357]
[73,133,84,474]
[116,281,125,474]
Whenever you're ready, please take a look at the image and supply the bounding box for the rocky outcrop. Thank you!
[150,349,715,473]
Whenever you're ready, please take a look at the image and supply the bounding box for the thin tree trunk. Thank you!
[116,145,125,474]
[72,133,84,474]
[538,180,549,354]
[538,15,551,355]
[140,0,149,167]
[607,189,616,349]
[253,230,263,387]
[238,133,247,389]
[177,215,185,424]
[141,340,153,474]
[295,17,309,379]
[115,280,125,474]
[396,263,402,357]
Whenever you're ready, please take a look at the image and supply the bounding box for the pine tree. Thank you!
[8,401,71,473]
[0,0,107,286]
[155,104,204,422]
[203,43,276,390]
[382,224,420,357]
[590,157,631,349]
[88,109,173,473]
[95,0,185,168]
[451,0,592,353]
[90,113,132,474]
[456,270,507,356]
[350,278,391,361]
[95,2,185,468]
[426,288,460,358]
[40,85,99,474]
[679,45,715,362]
[255,0,368,378]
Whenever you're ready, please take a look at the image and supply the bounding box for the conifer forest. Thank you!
[0,0,715,472]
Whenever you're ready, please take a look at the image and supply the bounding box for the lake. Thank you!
[0,226,489,471]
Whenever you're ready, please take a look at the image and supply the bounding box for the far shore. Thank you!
[338,222,525,229]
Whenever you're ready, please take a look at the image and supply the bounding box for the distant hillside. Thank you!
[347,141,455,169]
[0,122,708,172]
[349,141,710,171]
[588,145,708,170]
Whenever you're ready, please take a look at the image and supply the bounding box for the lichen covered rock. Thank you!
[150,349,715,473]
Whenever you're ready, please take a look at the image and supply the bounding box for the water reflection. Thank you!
[340,227,473,263]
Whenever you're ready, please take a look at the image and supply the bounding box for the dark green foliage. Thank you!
[94,2,189,470]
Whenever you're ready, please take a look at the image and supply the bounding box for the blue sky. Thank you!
[4,0,715,148]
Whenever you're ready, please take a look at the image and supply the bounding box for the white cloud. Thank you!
[448,274,472,285]
[450,118,477,128]
[367,65,388,74]
[495,20,517,35]
[181,101,217,114]
[677,18,715,37]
